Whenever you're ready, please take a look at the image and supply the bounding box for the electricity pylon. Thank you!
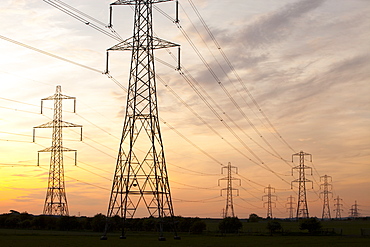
[101,0,180,241]
[291,151,313,219]
[349,201,360,218]
[320,175,332,219]
[286,195,295,220]
[33,85,82,216]
[262,185,277,219]
[218,162,241,218]
[333,196,343,219]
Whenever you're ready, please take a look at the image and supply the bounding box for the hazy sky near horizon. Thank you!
[0,0,369,218]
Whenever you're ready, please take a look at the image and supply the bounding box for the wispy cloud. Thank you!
[239,0,326,48]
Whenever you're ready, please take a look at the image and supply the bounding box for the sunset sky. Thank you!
[0,0,369,219]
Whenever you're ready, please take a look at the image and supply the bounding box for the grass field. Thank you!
[1,230,370,247]
[1,220,370,247]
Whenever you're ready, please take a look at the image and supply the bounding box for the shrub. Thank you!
[248,213,261,223]
[91,213,106,232]
[219,217,242,233]
[266,220,282,234]
[299,217,322,233]
[190,220,206,234]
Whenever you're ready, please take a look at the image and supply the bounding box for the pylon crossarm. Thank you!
[108,36,179,51]
[60,120,83,128]
[111,0,173,6]
[38,146,77,153]
[42,94,76,101]
[34,121,54,129]
[220,188,227,196]
[34,120,82,129]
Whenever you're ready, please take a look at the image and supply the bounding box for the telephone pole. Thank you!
[320,175,332,219]
[291,151,313,219]
[263,185,277,219]
[333,196,343,219]
[349,201,360,218]
[101,0,180,241]
[218,162,241,218]
[286,196,295,220]
[33,85,82,216]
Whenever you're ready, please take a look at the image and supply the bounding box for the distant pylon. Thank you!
[286,195,295,220]
[333,196,343,219]
[218,162,241,218]
[349,201,360,218]
[262,185,277,219]
[291,151,313,219]
[320,175,332,219]
[101,0,180,241]
[33,85,82,216]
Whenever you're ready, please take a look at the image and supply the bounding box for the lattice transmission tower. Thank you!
[349,201,360,218]
[320,175,332,219]
[33,85,82,216]
[262,185,277,219]
[101,0,180,241]
[291,151,313,219]
[218,162,241,218]
[286,195,295,220]
[333,196,343,219]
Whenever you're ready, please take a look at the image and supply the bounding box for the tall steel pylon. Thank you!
[291,151,313,219]
[286,195,295,220]
[33,85,82,216]
[101,0,180,241]
[349,201,360,218]
[262,185,277,219]
[333,196,343,219]
[320,175,332,219]
[218,162,241,218]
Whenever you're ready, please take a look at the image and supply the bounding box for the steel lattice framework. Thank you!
[33,85,82,216]
[334,196,343,219]
[102,0,179,240]
[291,151,313,219]
[349,201,360,218]
[263,185,276,219]
[286,195,295,220]
[320,174,332,219]
[218,162,240,218]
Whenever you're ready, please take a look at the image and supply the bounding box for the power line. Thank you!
[37,165,110,191]
[179,2,293,167]
[0,34,103,73]
[1,3,295,196]
[1,8,292,186]
[185,0,295,153]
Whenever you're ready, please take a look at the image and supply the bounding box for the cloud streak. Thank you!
[240,0,326,48]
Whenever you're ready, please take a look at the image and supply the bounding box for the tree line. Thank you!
[0,211,209,233]
[2,210,347,235]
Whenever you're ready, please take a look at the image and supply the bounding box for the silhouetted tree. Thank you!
[91,213,106,232]
[190,220,206,234]
[266,220,282,235]
[219,217,242,233]
[248,213,261,222]
[299,217,322,233]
